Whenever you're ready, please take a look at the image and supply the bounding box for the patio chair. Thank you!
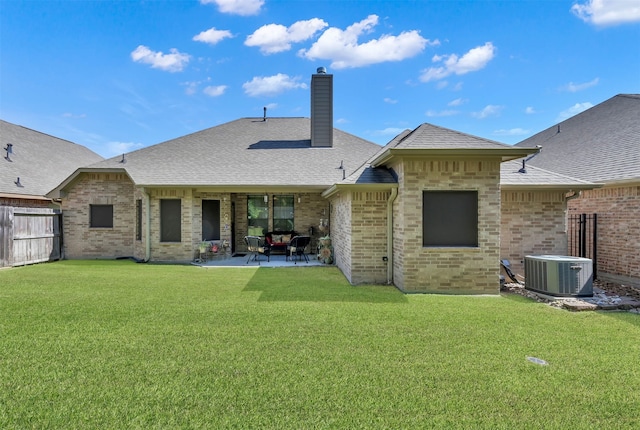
[287,235,311,264]
[244,236,270,265]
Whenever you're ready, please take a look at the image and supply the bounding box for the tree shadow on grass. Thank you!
[243,267,407,303]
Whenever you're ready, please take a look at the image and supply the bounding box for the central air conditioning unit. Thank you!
[524,255,593,297]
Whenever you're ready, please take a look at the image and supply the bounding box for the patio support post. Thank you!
[386,187,398,284]
[142,188,151,262]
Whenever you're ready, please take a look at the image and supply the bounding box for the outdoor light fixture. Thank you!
[4,143,13,161]
[264,194,268,203]
[297,196,301,203]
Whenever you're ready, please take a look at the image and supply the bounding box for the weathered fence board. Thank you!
[0,207,62,267]
[0,206,13,267]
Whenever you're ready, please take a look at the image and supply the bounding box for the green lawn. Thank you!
[1,261,639,429]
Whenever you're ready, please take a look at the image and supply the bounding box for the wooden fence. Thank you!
[0,206,62,267]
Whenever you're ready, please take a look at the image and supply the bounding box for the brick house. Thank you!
[47,69,596,294]
[517,94,640,287]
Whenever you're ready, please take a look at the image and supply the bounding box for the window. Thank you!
[202,200,220,240]
[160,199,181,242]
[273,195,294,231]
[135,199,142,241]
[247,195,268,236]
[423,191,478,247]
[90,204,113,228]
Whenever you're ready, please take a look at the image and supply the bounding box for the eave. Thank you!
[371,148,538,167]
[322,182,398,199]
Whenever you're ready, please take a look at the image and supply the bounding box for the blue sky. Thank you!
[1,0,639,158]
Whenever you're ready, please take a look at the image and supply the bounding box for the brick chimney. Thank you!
[310,67,333,147]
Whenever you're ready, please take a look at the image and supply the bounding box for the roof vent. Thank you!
[316,66,327,74]
[4,143,12,161]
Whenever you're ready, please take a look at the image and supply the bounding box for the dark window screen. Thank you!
[160,199,181,242]
[202,200,221,240]
[423,191,478,247]
[135,199,142,241]
[90,204,113,228]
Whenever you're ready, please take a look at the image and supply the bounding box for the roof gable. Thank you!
[371,123,536,166]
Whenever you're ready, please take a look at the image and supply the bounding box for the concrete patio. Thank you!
[192,252,325,268]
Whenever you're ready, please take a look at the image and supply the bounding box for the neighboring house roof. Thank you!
[500,160,597,190]
[0,120,103,199]
[371,123,536,166]
[516,94,640,184]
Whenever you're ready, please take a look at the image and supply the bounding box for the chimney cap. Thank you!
[316,66,327,74]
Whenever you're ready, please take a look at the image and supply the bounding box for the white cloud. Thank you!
[203,85,228,97]
[299,15,436,69]
[374,127,407,136]
[472,104,503,119]
[193,28,233,45]
[131,45,190,72]
[383,97,398,104]
[420,42,496,82]
[242,73,307,97]
[571,0,640,26]
[106,141,145,158]
[556,102,594,121]
[200,0,264,16]
[448,98,467,107]
[62,112,87,119]
[525,106,537,114]
[493,128,530,136]
[561,77,600,92]
[425,109,459,117]
[245,19,328,54]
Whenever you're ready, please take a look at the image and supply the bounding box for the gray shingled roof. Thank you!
[516,94,640,183]
[0,120,103,198]
[500,160,596,189]
[81,117,381,188]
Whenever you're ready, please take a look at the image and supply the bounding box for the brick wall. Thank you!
[392,159,502,294]
[500,190,568,277]
[568,185,640,286]
[349,190,390,284]
[329,192,352,282]
[1,197,53,208]
[62,173,134,259]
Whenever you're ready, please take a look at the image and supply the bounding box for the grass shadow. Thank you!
[243,266,407,303]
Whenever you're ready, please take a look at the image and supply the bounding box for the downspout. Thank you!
[141,188,151,262]
[386,187,398,284]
